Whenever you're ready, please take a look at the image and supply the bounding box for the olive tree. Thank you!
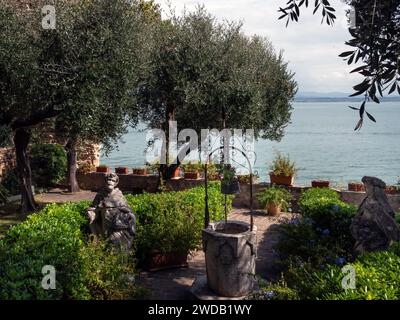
[51,0,155,192]
[136,7,297,178]
[0,0,155,212]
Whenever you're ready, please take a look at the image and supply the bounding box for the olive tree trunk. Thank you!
[66,139,80,193]
[13,128,36,215]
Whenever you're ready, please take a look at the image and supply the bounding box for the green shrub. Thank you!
[284,249,400,300]
[1,168,19,196]
[127,182,229,261]
[396,213,400,225]
[299,188,356,241]
[300,187,339,203]
[30,143,67,188]
[0,202,138,300]
[277,188,357,268]
[269,152,297,177]
[257,186,292,211]
[250,278,300,300]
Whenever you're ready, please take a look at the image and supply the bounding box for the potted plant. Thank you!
[221,165,240,194]
[237,173,259,184]
[171,166,182,179]
[257,186,292,216]
[205,162,220,181]
[348,181,365,192]
[132,167,148,176]
[96,165,109,173]
[115,167,129,175]
[269,153,297,186]
[77,162,95,174]
[183,162,201,180]
[311,180,330,188]
[385,185,400,194]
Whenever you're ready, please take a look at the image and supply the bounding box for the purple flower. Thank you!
[304,218,313,225]
[289,218,300,225]
[332,204,340,212]
[322,229,330,236]
[335,257,346,266]
[265,291,275,299]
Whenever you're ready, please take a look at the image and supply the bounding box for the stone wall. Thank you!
[0,142,100,183]
[76,174,400,212]
[77,172,205,193]
[0,148,16,182]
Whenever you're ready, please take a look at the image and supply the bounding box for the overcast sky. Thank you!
[156,0,363,94]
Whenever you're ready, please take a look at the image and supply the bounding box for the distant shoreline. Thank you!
[294,97,400,103]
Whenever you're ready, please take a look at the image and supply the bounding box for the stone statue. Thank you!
[350,176,400,254]
[87,173,136,251]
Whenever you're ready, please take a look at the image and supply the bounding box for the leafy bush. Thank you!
[0,202,138,300]
[267,187,400,300]
[30,143,67,188]
[300,187,339,203]
[250,278,300,300]
[396,213,400,225]
[299,188,356,240]
[257,186,292,211]
[277,188,357,268]
[269,152,297,177]
[1,168,19,196]
[283,249,400,300]
[127,182,229,261]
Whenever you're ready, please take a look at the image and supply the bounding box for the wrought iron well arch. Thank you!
[204,145,256,231]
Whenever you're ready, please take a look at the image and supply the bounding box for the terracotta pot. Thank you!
[132,168,148,176]
[269,173,294,186]
[96,166,109,173]
[267,203,281,216]
[184,171,200,180]
[348,182,365,192]
[171,167,182,179]
[115,167,129,175]
[208,173,221,181]
[237,175,258,184]
[385,187,398,194]
[312,180,330,188]
[146,251,188,272]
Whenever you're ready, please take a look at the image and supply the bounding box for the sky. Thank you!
[155,0,363,94]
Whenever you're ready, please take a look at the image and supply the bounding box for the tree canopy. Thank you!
[0,0,155,210]
[136,6,297,172]
[278,0,400,129]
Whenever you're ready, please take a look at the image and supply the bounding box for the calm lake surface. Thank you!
[101,101,400,186]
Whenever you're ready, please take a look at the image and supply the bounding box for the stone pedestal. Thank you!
[202,220,257,297]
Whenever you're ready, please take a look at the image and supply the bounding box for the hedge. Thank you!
[0,202,136,300]
[126,182,231,261]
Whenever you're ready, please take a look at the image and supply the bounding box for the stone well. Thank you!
[202,220,257,297]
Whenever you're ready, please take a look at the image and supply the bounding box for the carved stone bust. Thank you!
[87,173,136,251]
[350,176,400,254]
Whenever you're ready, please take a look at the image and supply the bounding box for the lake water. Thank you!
[101,101,400,186]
